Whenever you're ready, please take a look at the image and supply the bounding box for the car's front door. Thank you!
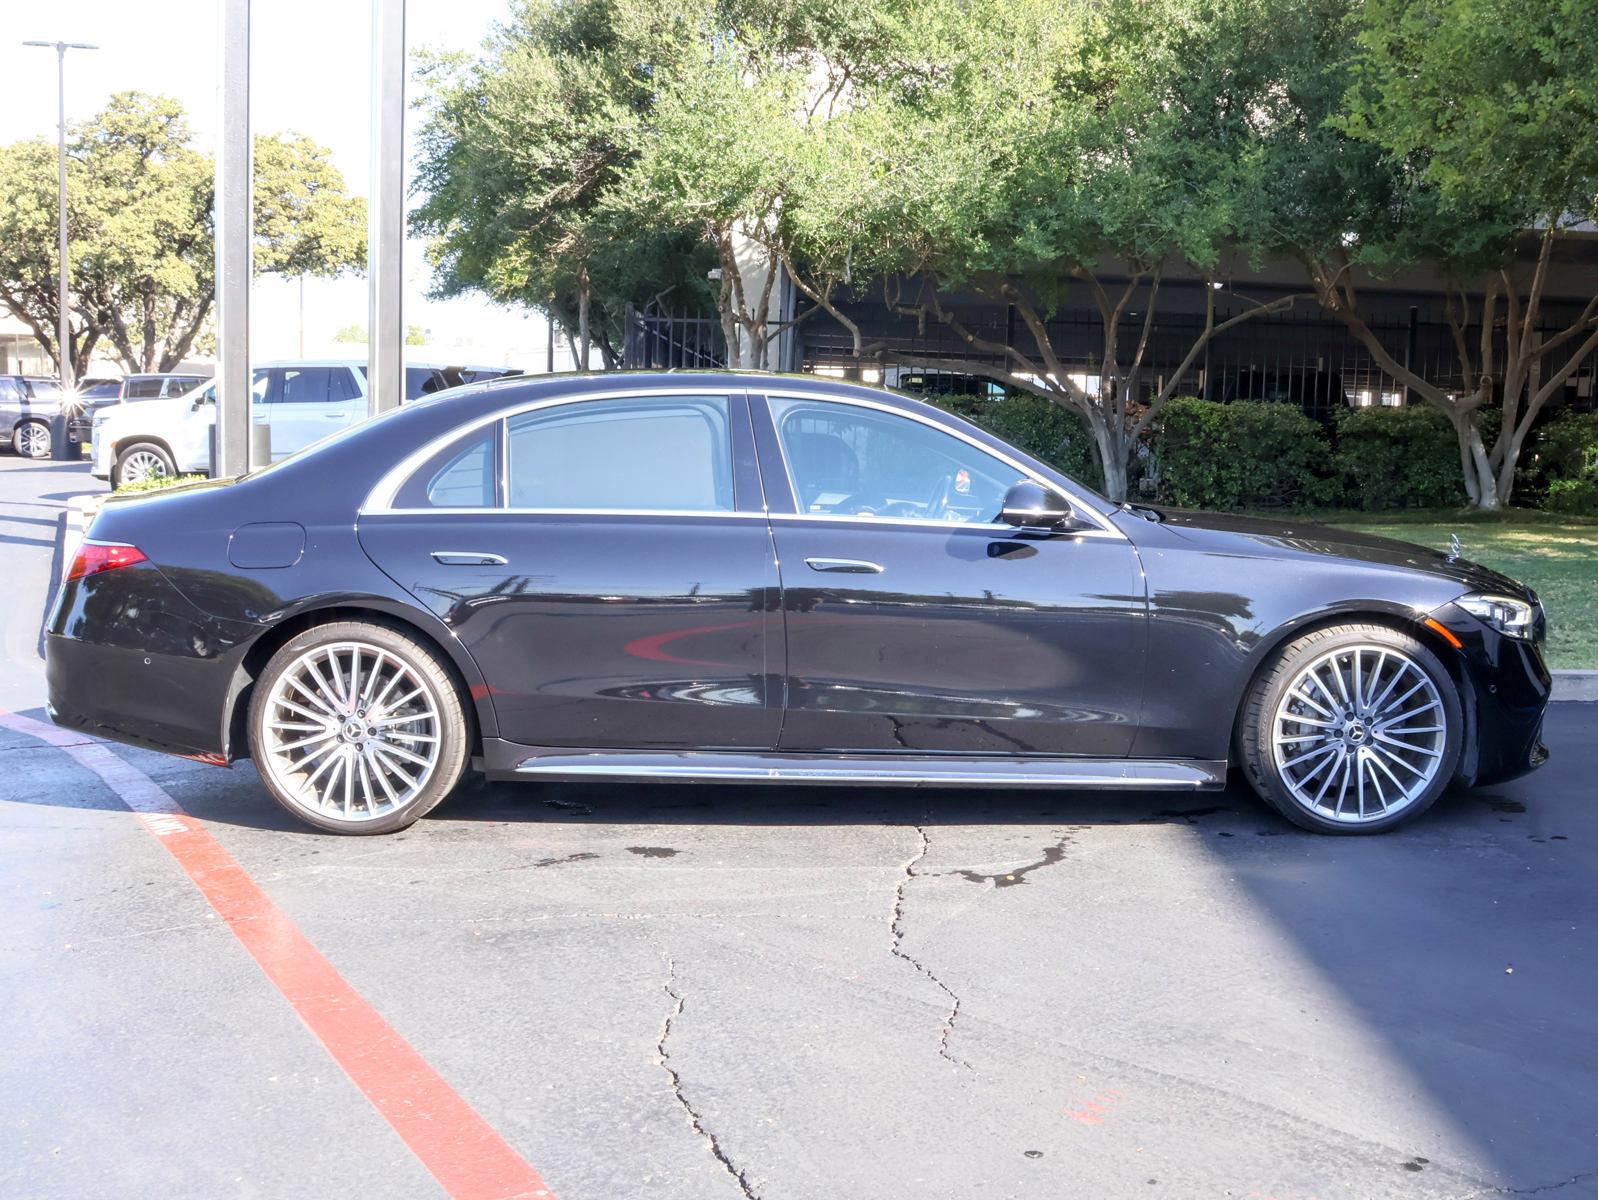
[357,391,782,750]
[753,393,1146,757]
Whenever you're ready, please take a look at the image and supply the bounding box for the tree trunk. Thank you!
[1455,417,1499,512]
[577,267,591,370]
[1086,413,1128,503]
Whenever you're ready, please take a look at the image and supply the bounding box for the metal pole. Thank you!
[22,40,96,394]
[215,0,252,476]
[53,45,71,396]
[368,0,406,415]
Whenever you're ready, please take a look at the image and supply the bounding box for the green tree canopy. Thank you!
[411,1,715,368]
[0,92,366,376]
[1256,0,1598,509]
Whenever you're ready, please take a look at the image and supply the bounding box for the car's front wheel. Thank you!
[13,419,51,459]
[248,621,470,834]
[1238,623,1462,833]
[111,441,176,487]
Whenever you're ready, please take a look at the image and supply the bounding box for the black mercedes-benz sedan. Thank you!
[46,372,1551,835]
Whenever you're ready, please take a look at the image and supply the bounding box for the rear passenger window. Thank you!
[505,396,733,511]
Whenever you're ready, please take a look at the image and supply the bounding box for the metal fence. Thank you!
[801,290,1598,419]
[623,305,726,370]
[621,286,1598,419]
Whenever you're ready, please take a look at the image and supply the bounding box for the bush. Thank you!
[932,394,1107,492]
[1155,397,1334,510]
[1333,404,1463,510]
[1544,478,1598,514]
[113,473,208,495]
[1531,412,1598,513]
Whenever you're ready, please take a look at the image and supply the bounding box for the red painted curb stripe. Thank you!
[2,712,556,1200]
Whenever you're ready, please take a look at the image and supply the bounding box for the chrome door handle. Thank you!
[431,550,507,566]
[805,557,883,574]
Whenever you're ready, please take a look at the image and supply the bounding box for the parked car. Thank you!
[67,375,213,447]
[120,372,211,400]
[0,375,67,458]
[47,372,1551,836]
[88,361,505,485]
[76,378,124,399]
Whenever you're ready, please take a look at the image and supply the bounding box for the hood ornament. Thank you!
[1448,532,1462,561]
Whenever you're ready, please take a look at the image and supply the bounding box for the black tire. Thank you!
[12,419,51,459]
[1237,622,1463,834]
[111,441,177,487]
[247,620,471,834]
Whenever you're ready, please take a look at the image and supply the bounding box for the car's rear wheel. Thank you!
[248,621,469,834]
[1238,623,1462,833]
[13,420,50,459]
[112,441,176,487]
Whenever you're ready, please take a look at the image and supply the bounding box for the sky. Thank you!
[0,0,576,370]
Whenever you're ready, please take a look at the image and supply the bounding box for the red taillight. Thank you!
[66,540,148,582]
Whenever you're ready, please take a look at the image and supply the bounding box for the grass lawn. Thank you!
[1316,509,1598,670]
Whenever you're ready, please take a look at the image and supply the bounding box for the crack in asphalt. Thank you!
[890,825,971,1071]
[657,958,760,1200]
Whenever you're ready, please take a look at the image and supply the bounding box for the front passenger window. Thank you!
[768,397,1015,524]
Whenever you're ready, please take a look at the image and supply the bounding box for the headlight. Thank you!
[92,410,111,426]
[1456,593,1535,639]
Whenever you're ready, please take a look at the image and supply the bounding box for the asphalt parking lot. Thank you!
[2,453,1595,1200]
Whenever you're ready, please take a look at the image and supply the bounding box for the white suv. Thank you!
[89,361,514,485]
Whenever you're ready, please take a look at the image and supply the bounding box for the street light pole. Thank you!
[22,40,97,395]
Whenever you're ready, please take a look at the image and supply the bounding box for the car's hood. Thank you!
[1137,506,1532,599]
[98,395,196,428]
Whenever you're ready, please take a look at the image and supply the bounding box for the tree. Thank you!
[1343,0,1598,509]
[609,0,900,368]
[788,0,1306,500]
[411,2,714,369]
[0,92,365,377]
[1259,0,1598,509]
[333,322,427,344]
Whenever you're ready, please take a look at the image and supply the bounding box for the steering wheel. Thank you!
[923,473,954,521]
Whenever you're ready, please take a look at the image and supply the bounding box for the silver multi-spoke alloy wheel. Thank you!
[261,642,441,824]
[15,420,50,458]
[1240,623,1461,833]
[118,448,169,483]
[1270,645,1446,825]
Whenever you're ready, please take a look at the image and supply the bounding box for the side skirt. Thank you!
[478,741,1226,790]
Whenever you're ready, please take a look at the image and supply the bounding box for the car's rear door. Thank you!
[357,389,782,750]
[263,366,362,457]
[752,391,1145,757]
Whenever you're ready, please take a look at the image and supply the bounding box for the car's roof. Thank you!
[247,359,515,370]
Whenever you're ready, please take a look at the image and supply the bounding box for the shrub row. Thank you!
[945,393,1596,513]
[1527,412,1598,514]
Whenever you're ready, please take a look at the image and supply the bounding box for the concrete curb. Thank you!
[1552,670,1598,702]
[49,500,1597,700]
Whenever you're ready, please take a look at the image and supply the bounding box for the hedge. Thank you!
[1155,397,1335,510]
[1532,412,1598,514]
[1333,404,1463,510]
[932,390,1598,515]
[933,394,1107,492]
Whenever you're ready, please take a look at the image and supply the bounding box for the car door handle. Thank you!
[805,557,883,574]
[431,550,507,566]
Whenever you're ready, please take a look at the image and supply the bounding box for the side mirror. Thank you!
[1000,479,1074,531]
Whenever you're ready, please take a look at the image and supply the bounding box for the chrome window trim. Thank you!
[362,387,745,515]
[374,507,770,520]
[758,389,1125,540]
[361,382,1124,542]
